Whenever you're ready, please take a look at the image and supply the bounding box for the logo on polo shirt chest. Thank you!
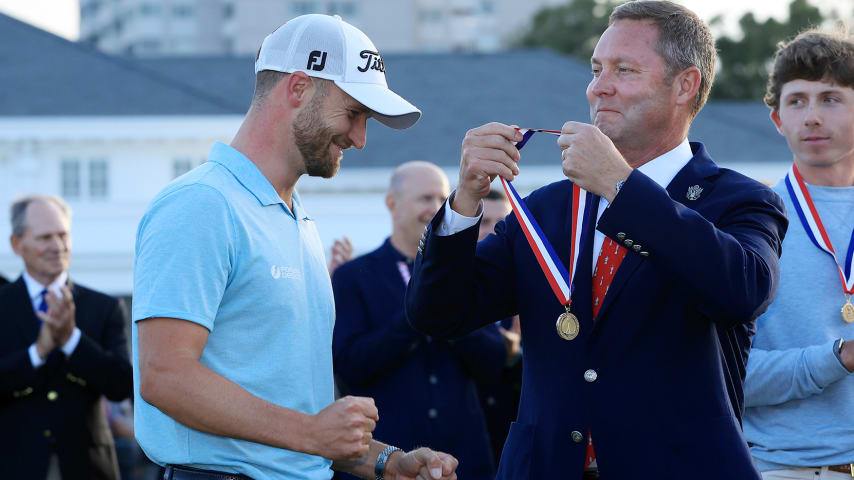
[271,265,302,280]
[357,50,385,73]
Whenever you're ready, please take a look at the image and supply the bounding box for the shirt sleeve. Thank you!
[131,184,235,331]
[744,340,851,407]
[437,195,481,237]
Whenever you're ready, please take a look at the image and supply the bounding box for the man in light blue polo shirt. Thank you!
[132,14,458,480]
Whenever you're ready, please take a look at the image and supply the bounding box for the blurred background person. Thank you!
[331,161,508,480]
[475,188,522,466]
[743,28,854,480]
[0,195,132,480]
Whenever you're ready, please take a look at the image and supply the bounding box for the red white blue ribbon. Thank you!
[785,163,854,294]
[497,128,593,306]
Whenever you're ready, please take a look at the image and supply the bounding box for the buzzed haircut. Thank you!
[610,1,716,117]
[388,161,445,196]
[764,27,854,111]
[10,195,72,237]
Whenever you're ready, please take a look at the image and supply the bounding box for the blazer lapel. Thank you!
[592,144,720,329]
[9,277,40,344]
[665,143,719,206]
[568,190,599,328]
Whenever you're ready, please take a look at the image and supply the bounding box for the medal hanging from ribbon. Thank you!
[785,163,854,323]
[498,128,594,340]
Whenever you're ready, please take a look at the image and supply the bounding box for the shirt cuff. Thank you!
[437,194,481,237]
[28,343,46,368]
[806,339,851,387]
[60,327,82,357]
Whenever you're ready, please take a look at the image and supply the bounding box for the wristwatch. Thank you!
[375,445,402,480]
[833,338,850,372]
[615,179,627,195]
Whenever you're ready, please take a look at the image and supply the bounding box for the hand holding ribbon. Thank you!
[453,123,522,217]
[498,127,595,340]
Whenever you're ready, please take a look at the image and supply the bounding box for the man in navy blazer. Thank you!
[0,196,132,479]
[333,162,506,480]
[405,2,787,479]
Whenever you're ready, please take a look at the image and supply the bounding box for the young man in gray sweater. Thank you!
[743,28,854,480]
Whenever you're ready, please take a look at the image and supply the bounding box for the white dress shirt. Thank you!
[23,270,82,367]
[439,138,694,274]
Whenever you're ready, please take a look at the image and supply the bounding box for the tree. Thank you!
[713,0,824,99]
[515,0,625,62]
[515,0,828,99]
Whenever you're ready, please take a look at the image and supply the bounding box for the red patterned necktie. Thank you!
[585,237,628,470]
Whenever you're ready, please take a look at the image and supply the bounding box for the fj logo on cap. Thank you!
[307,50,327,71]
[357,50,385,73]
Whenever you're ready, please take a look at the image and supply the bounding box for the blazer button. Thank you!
[43,429,51,438]
[429,374,438,385]
[584,369,598,382]
[47,391,58,401]
[616,232,626,241]
[571,430,584,443]
[640,251,649,257]
[427,408,438,419]
[623,239,634,247]
[632,244,642,252]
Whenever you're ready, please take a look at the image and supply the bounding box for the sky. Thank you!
[0,0,848,42]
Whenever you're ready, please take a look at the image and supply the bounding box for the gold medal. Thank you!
[843,298,854,324]
[556,308,580,341]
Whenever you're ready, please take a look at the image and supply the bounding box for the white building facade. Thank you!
[78,0,569,56]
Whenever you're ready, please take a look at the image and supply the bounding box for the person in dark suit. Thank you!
[0,195,132,480]
[405,2,788,479]
[332,162,507,480]
[473,189,522,467]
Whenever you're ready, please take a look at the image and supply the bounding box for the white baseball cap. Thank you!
[255,14,421,130]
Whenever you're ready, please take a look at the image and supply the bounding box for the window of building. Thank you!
[140,3,162,16]
[419,9,442,23]
[291,2,317,15]
[89,160,109,199]
[173,158,194,179]
[138,39,162,54]
[173,5,194,17]
[327,2,357,17]
[61,159,81,199]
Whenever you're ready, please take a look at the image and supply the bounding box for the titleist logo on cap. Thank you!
[358,50,385,73]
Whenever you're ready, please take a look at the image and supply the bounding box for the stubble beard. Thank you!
[293,96,341,179]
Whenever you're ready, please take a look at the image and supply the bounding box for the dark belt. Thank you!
[826,464,853,475]
[164,465,253,480]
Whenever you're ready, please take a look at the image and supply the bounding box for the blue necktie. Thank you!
[37,289,48,317]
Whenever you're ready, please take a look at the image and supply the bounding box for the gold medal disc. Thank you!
[556,312,580,341]
[843,300,854,324]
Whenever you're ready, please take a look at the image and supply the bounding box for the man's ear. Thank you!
[284,71,314,108]
[10,235,20,256]
[673,66,701,108]
[385,193,396,214]
[769,109,784,136]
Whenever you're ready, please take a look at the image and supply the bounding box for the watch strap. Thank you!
[375,445,402,480]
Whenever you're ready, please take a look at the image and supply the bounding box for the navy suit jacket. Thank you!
[406,144,788,480]
[332,239,506,480]
[0,277,132,480]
